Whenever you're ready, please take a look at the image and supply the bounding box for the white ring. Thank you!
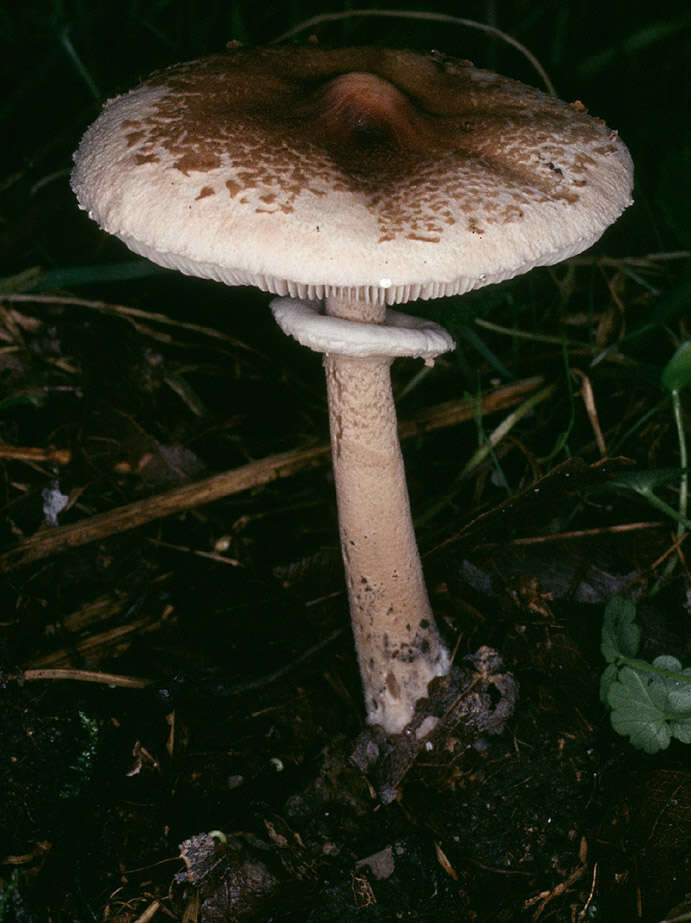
[270,297,455,360]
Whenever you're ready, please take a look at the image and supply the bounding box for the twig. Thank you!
[571,369,607,457]
[0,293,257,353]
[132,901,161,923]
[475,317,587,349]
[0,378,543,571]
[146,538,241,566]
[0,446,329,572]
[0,443,71,465]
[504,521,662,546]
[569,250,690,267]
[14,668,151,688]
[25,616,161,669]
[460,383,556,478]
[524,859,587,919]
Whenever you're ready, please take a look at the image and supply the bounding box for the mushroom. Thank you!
[71,44,633,734]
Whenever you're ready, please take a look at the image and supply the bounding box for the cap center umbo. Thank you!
[315,72,431,156]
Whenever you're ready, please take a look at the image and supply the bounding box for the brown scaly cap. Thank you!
[72,44,633,306]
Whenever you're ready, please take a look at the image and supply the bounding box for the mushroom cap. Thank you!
[72,44,633,306]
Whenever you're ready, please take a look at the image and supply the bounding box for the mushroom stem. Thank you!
[323,294,449,733]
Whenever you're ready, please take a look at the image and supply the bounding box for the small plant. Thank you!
[0,871,22,923]
[600,596,691,754]
[59,710,100,800]
[661,340,691,539]
[597,341,691,541]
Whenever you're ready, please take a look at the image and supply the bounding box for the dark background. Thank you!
[1,3,690,922]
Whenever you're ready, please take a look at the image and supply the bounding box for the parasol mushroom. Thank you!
[71,44,633,734]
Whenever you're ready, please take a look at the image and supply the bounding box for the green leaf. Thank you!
[601,596,640,663]
[671,721,691,746]
[653,654,686,673]
[608,668,672,753]
[599,663,618,705]
[607,660,691,754]
[605,468,681,496]
[654,657,691,744]
[0,261,165,294]
[0,391,47,411]
[661,341,691,393]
